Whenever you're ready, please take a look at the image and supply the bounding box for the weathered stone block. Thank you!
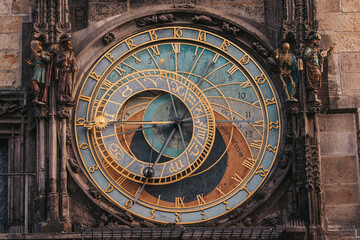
[317,13,337,31]
[0,51,21,71]
[0,16,22,33]
[214,3,265,23]
[326,205,360,224]
[333,33,360,52]
[321,156,358,183]
[329,95,358,109]
[319,113,355,132]
[339,53,360,72]
[0,72,19,89]
[0,0,10,15]
[88,2,127,22]
[316,0,340,13]
[342,72,360,91]
[0,34,21,50]
[11,0,30,14]
[320,132,356,156]
[324,184,359,204]
[342,0,360,12]
[336,14,360,32]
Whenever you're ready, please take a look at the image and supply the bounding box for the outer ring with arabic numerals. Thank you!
[73,26,282,224]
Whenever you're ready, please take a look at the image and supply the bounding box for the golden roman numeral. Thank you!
[156,195,161,205]
[149,45,160,56]
[253,120,264,128]
[212,53,220,64]
[115,175,126,185]
[104,53,114,63]
[196,194,206,205]
[251,100,261,108]
[242,158,256,170]
[132,54,141,63]
[89,72,101,81]
[100,79,113,91]
[149,30,158,40]
[240,80,251,88]
[175,197,185,208]
[227,65,237,75]
[171,43,181,54]
[197,31,207,42]
[231,173,243,184]
[250,140,262,149]
[220,40,231,51]
[125,38,136,49]
[174,28,183,38]
[216,186,225,197]
[114,65,126,76]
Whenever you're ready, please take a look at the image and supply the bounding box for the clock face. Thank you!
[74,27,281,224]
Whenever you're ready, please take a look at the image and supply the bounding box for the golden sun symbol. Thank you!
[94,115,109,129]
[160,58,165,64]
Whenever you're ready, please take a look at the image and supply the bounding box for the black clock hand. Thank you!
[133,126,177,205]
[196,59,213,87]
[169,94,187,149]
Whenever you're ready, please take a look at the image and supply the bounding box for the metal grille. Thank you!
[82,227,280,239]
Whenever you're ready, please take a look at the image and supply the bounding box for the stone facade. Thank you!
[0,0,358,239]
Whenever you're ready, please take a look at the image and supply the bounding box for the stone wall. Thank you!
[316,0,360,237]
[0,0,30,89]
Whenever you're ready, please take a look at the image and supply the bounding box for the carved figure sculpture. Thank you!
[303,33,335,93]
[26,40,51,104]
[56,38,78,104]
[275,43,299,100]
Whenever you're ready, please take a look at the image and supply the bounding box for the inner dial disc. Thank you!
[94,70,216,185]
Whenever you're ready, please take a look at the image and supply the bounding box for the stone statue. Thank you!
[303,33,335,94]
[26,40,51,104]
[275,42,299,100]
[56,37,78,104]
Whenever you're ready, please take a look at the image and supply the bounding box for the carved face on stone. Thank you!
[311,39,320,47]
[63,40,73,51]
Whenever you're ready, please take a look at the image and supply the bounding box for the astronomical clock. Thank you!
[73,26,282,225]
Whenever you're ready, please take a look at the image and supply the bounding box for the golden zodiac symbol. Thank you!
[169,160,185,173]
[121,85,133,98]
[170,81,185,96]
[194,118,207,128]
[76,118,86,125]
[109,143,124,161]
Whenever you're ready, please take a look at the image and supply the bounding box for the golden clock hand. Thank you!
[133,127,177,205]
[110,120,176,125]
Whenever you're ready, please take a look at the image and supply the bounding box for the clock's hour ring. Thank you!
[93,70,216,185]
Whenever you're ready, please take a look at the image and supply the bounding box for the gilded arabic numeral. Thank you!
[224,201,230,210]
[269,120,279,130]
[79,95,90,102]
[201,210,206,220]
[125,199,133,209]
[125,38,136,49]
[255,73,266,85]
[90,72,101,81]
[104,183,114,193]
[227,65,237,75]
[216,186,225,197]
[115,65,126,76]
[220,40,231,51]
[255,166,269,177]
[132,54,141,64]
[175,212,182,223]
[149,30,158,40]
[250,140,262,149]
[171,43,181,54]
[242,158,256,170]
[212,53,220,64]
[175,197,185,208]
[196,194,206,205]
[149,45,160,56]
[240,54,250,65]
[265,97,276,106]
[169,160,185,173]
[174,28,183,38]
[267,145,277,154]
[89,164,99,173]
[231,173,243,185]
[151,209,156,219]
[197,31,207,42]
